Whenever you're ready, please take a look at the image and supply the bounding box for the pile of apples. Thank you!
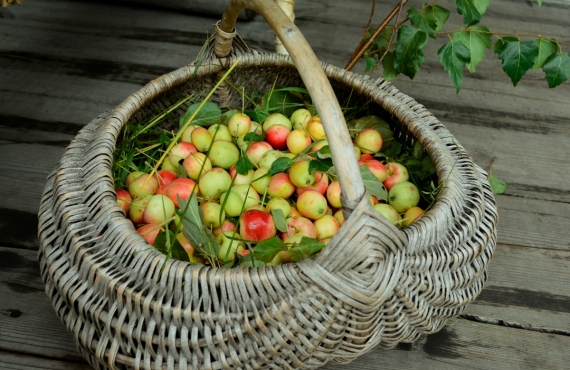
[115,107,424,266]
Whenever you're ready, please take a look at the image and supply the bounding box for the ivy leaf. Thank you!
[543,52,570,88]
[268,157,294,176]
[364,56,377,73]
[270,209,289,233]
[154,230,190,262]
[288,237,325,262]
[309,157,334,174]
[532,38,558,70]
[394,25,429,79]
[422,4,450,32]
[179,102,222,127]
[498,40,539,86]
[452,26,492,73]
[360,165,388,202]
[488,174,508,194]
[236,156,253,176]
[438,39,471,93]
[368,25,394,51]
[382,51,400,81]
[472,0,490,15]
[253,237,288,263]
[494,36,518,54]
[455,0,482,26]
[407,6,438,38]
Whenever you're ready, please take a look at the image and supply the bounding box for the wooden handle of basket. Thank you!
[218,0,366,210]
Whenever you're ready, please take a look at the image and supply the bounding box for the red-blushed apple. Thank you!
[208,140,239,169]
[402,206,424,226]
[199,167,232,200]
[383,162,409,190]
[313,215,340,239]
[388,181,420,213]
[191,126,213,152]
[251,167,271,194]
[129,194,153,225]
[306,117,326,140]
[246,141,273,167]
[289,207,302,217]
[358,153,375,164]
[296,172,329,196]
[228,112,252,137]
[265,124,291,150]
[182,152,212,180]
[165,178,199,208]
[288,160,315,188]
[326,181,342,208]
[296,190,328,220]
[168,142,197,168]
[263,113,292,132]
[216,231,245,262]
[355,128,382,154]
[155,170,178,188]
[265,197,291,218]
[290,108,312,130]
[286,129,312,154]
[240,210,277,242]
[213,220,237,237]
[373,203,402,226]
[115,189,132,213]
[258,150,285,169]
[370,195,379,205]
[143,194,176,225]
[365,160,388,182]
[229,166,254,186]
[125,171,144,186]
[200,202,225,228]
[128,174,159,198]
[137,224,163,246]
[208,124,233,142]
[267,173,296,199]
[333,209,345,226]
[281,217,317,240]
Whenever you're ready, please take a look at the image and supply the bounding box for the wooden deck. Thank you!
[1,0,569,368]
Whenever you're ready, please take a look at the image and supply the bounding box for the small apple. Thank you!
[128,174,158,198]
[213,219,237,237]
[267,250,292,266]
[191,126,213,152]
[296,172,329,196]
[365,160,388,182]
[388,181,420,213]
[402,206,424,226]
[207,140,239,169]
[229,165,254,186]
[200,202,225,229]
[165,178,199,208]
[288,160,315,188]
[160,159,178,172]
[115,189,132,213]
[181,125,198,143]
[143,195,175,225]
[227,112,252,137]
[267,173,296,199]
[326,181,342,208]
[289,207,302,218]
[373,203,402,226]
[290,109,312,130]
[251,167,271,194]
[286,129,312,154]
[383,162,409,190]
[216,231,245,262]
[125,171,144,186]
[258,150,285,170]
[333,209,345,226]
[168,142,197,168]
[246,141,273,167]
[199,168,232,200]
[240,210,277,242]
[306,117,326,141]
[281,216,317,239]
[355,128,382,154]
[137,224,163,246]
[154,170,178,189]
[265,124,291,150]
[265,197,291,218]
[182,152,212,180]
[129,194,153,225]
[208,124,233,142]
[263,113,292,132]
[231,184,261,210]
[313,215,340,240]
[296,190,328,220]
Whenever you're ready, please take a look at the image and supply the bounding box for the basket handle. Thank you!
[217,0,366,212]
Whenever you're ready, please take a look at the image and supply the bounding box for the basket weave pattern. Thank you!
[38,45,497,369]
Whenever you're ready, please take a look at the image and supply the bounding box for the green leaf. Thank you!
[359,165,388,202]
[412,140,423,159]
[240,259,266,267]
[381,140,402,158]
[253,237,288,263]
[179,102,222,127]
[494,36,518,54]
[364,56,377,73]
[244,109,269,123]
[176,160,188,178]
[382,51,400,81]
[438,40,471,93]
[488,174,508,194]
[242,132,265,143]
[421,155,436,178]
[543,52,570,88]
[532,38,558,70]
[472,0,490,15]
[407,6,438,38]
[179,195,219,260]
[270,209,289,233]
[315,145,331,158]
[422,4,450,32]
[154,230,190,262]
[498,40,539,86]
[309,157,334,174]
[288,237,325,262]
[268,157,294,176]
[261,89,305,117]
[394,25,429,79]
[452,26,492,72]
[236,156,253,176]
[368,25,394,51]
[455,0,482,26]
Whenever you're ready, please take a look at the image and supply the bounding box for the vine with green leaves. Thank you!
[347,0,569,92]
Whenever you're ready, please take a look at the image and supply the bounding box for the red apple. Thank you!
[168,142,197,168]
[137,224,163,246]
[326,181,342,208]
[365,160,388,182]
[128,174,158,198]
[240,210,277,242]
[115,189,132,213]
[383,163,410,190]
[296,172,329,196]
[267,173,296,199]
[281,216,317,240]
[154,169,178,191]
[165,178,199,208]
[296,190,328,220]
[246,141,273,167]
[265,124,291,150]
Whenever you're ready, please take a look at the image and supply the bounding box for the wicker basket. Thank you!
[37,0,498,368]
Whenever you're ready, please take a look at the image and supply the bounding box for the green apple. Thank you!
[388,181,420,213]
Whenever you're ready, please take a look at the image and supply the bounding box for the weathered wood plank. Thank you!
[0,351,91,370]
